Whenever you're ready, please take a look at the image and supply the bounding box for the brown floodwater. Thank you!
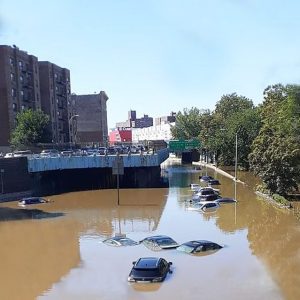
[0,161,299,300]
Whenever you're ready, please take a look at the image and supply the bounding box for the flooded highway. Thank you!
[0,160,299,300]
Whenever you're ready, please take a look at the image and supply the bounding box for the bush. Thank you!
[272,193,290,206]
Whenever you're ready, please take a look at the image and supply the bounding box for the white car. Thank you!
[40,149,60,158]
[187,201,220,212]
[190,183,201,191]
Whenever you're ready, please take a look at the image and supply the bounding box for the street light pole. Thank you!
[234,131,238,181]
[68,114,79,148]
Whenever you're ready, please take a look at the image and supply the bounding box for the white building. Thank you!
[132,122,174,142]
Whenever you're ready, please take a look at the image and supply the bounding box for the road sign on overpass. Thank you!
[169,139,200,151]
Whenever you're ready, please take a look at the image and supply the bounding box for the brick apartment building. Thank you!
[0,45,41,151]
[0,45,71,151]
[39,61,71,144]
[70,92,108,145]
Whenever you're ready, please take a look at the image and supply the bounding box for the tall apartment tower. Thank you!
[0,45,41,150]
[39,62,71,144]
[70,92,109,145]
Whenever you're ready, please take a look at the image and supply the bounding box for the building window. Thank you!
[55,73,57,79]
[20,90,24,97]
[10,73,14,81]
[21,105,25,110]
[10,58,14,66]
[18,61,23,68]
[12,103,17,111]
[11,88,16,97]
[20,75,23,82]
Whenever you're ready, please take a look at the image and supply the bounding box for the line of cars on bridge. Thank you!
[2,145,148,159]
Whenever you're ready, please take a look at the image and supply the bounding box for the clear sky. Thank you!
[1,0,300,128]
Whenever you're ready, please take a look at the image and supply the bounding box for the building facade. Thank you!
[131,122,174,143]
[0,45,41,150]
[109,129,132,144]
[71,92,108,145]
[116,110,153,129]
[39,61,71,144]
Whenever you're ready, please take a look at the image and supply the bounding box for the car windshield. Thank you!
[119,238,137,246]
[156,238,176,245]
[177,244,194,253]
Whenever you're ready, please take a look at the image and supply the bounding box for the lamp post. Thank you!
[234,131,238,182]
[69,114,79,148]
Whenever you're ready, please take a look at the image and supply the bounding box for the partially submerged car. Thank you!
[208,179,221,185]
[199,175,214,182]
[187,201,220,212]
[18,197,47,207]
[193,188,220,201]
[128,257,172,283]
[190,183,201,191]
[177,240,223,254]
[140,235,179,250]
[103,236,139,247]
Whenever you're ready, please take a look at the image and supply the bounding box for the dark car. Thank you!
[103,236,139,247]
[193,188,219,201]
[18,197,47,207]
[199,175,214,182]
[208,179,221,185]
[177,240,223,254]
[128,257,172,283]
[140,235,179,250]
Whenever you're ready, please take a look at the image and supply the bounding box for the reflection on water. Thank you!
[0,161,299,299]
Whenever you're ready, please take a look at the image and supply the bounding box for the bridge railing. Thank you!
[27,148,170,173]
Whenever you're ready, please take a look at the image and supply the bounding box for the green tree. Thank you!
[214,93,254,120]
[170,107,211,140]
[10,109,51,149]
[206,93,259,168]
[249,84,300,195]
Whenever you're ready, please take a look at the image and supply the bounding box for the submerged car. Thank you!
[208,179,221,185]
[177,240,223,254]
[140,235,179,250]
[18,197,47,206]
[193,188,220,201]
[199,175,214,182]
[103,236,139,247]
[190,183,201,191]
[187,201,220,212]
[128,257,172,283]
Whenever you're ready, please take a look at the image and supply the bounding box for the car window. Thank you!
[195,245,203,252]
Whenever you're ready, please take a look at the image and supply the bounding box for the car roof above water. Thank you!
[135,257,160,268]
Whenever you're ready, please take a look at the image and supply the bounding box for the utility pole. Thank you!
[112,154,124,205]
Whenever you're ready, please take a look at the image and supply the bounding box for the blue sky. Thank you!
[1,0,300,128]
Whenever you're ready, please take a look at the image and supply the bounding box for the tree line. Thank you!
[171,84,300,197]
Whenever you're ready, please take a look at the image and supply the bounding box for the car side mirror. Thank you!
[169,262,173,265]
[132,261,136,265]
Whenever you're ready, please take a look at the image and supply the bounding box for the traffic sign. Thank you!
[169,139,200,151]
